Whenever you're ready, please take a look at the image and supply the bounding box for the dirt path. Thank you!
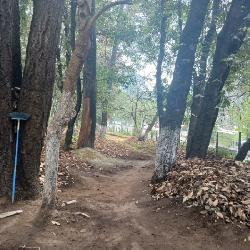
[0,159,249,250]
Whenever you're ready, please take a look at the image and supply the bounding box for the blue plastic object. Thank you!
[9,112,30,203]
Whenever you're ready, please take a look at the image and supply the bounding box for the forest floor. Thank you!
[0,134,249,250]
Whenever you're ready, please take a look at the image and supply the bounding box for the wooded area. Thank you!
[0,0,250,249]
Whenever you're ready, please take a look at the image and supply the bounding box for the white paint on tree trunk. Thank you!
[99,125,107,139]
[154,126,180,180]
[42,91,75,208]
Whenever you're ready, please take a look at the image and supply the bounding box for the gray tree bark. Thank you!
[0,0,14,197]
[64,0,83,150]
[235,137,250,161]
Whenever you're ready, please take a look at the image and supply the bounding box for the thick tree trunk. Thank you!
[17,0,64,197]
[0,0,14,197]
[186,0,220,157]
[153,127,180,182]
[235,137,250,161]
[156,0,167,128]
[77,21,97,148]
[187,0,250,158]
[138,114,158,141]
[153,0,209,182]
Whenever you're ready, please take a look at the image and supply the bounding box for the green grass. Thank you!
[208,146,237,159]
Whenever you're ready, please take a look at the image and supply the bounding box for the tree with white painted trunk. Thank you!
[42,0,132,210]
[152,0,210,183]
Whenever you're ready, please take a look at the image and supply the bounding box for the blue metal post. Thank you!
[12,119,20,203]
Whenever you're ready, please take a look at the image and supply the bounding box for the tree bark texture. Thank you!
[186,0,220,157]
[155,0,167,128]
[187,0,250,158]
[12,0,22,90]
[77,22,97,148]
[153,0,209,182]
[0,0,14,197]
[235,137,250,161]
[64,0,83,150]
[17,0,64,197]
[64,78,82,149]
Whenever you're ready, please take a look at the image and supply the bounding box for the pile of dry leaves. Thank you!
[39,151,87,189]
[95,136,131,158]
[152,157,250,226]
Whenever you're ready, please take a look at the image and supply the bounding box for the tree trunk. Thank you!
[17,0,64,197]
[187,0,250,158]
[155,0,167,128]
[138,114,158,141]
[235,137,250,161]
[12,0,22,90]
[0,0,14,197]
[64,0,83,150]
[186,0,220,157]
[153,0,209,182]
[77,19,97,148]
[64,78,82,149]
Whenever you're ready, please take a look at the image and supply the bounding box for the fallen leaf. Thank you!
[51,220,61,226]
[74,212,90,218]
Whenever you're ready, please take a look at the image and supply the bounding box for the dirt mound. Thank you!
[95,136,154,160]
[73,148,135,171]
[152,157,250,226]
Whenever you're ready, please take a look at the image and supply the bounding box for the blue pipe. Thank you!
[12,119,20,203]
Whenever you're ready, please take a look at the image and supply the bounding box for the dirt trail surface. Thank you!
[0,154,249,249]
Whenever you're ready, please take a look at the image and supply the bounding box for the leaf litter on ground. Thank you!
[151,152,250,226]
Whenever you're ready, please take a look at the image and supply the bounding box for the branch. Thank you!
[90,0,132,26]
